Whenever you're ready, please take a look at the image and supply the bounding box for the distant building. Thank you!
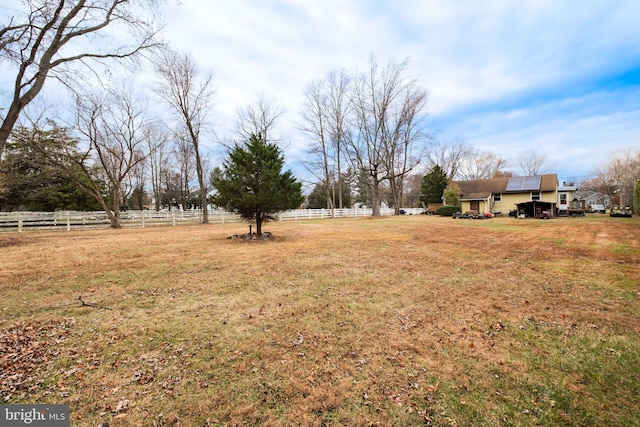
[557,182,584,216]
[575,190,611,208]
[455,174,558,218]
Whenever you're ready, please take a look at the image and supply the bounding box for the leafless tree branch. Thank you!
[0,0,164,158]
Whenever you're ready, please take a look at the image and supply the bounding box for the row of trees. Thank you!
[585,148,640,210]
[299,64,565,213]
[301,58,430,216]
[2,1,638,225]
[0,1,308,231]
[0,120,304,232]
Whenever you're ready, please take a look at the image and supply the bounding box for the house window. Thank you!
[531,191,541,201]
[560,194,567,205]
[494,193,502,202]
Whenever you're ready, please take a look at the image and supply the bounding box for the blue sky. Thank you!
[156,0,640,184]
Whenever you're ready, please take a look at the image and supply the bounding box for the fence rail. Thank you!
[0,207,425,233]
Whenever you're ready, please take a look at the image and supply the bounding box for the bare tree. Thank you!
[172,136,196,209]
[348,56,429,215]
[518,150,553,176]
[124,155,147,209]
[144,123,169,211]
[591,164,618,201]
[155,49,214,223]
[348,61,386,216]
[426,138,472,181]
[324,70,351,209]
[457,149,509,180]
[593,147,640,207]
[73,86,148,228]
[403,173,423,207]
[300,78,334,210]
[382,79,430,214]
[235,96,284,147]
[300,70,352,213]
[0,0,162,159]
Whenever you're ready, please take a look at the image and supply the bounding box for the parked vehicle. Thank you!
[589,204,606,213]
[452,210,492,219]
[609,206,632,218]
[420,202,443,215]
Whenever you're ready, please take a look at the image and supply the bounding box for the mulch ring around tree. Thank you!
[227,231,273,241]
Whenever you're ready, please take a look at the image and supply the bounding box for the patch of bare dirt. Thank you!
[0,236,31,248]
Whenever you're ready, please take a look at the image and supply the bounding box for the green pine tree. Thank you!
[210,134,304,235]
[419,165,448,205]
[0,125,102,211]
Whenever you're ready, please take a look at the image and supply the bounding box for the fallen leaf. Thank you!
[115,399,130,413]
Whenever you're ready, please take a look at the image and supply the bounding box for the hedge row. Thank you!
[436,205,462,216]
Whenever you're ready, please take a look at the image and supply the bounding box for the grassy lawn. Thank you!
[1,215,639,426]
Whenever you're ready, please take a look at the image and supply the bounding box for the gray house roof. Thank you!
[575,190,611,205]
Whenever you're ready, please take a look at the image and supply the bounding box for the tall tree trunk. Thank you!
[389,178,401,215]
[0,59,49,159]
[371,182,382,216]
[110,187,122,229]
[337,154,343,209]
[0,104,23,160]
[194,148,209,224]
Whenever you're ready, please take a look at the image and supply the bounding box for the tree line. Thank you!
[0,1,304,230]
[2,1,638,227]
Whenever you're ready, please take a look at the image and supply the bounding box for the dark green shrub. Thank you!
[436,205,461,216]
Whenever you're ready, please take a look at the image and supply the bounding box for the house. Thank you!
[557,182,586,216]
[575,190,611,209]
[455,174,558,218]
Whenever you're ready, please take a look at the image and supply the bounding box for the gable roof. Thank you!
[455,174,557,201]
[575,190,610,201]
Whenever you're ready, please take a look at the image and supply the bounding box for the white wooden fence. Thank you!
[0,207,425,232]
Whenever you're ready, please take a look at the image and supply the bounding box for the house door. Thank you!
[470,201,480,211]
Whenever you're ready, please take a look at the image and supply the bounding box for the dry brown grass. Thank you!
[1,215,639,426]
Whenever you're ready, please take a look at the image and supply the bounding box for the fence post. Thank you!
[142,211,145,228]
[18,213,23,232]
[67,212,71,231]
[173,211,176,226]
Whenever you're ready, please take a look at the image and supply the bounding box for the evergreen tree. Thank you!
[210,134,304,235]
[419,165,448,205]
[0,126,102,211]
[306,184,328,209]
[307,179,352,209]
[443,182,461,207]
